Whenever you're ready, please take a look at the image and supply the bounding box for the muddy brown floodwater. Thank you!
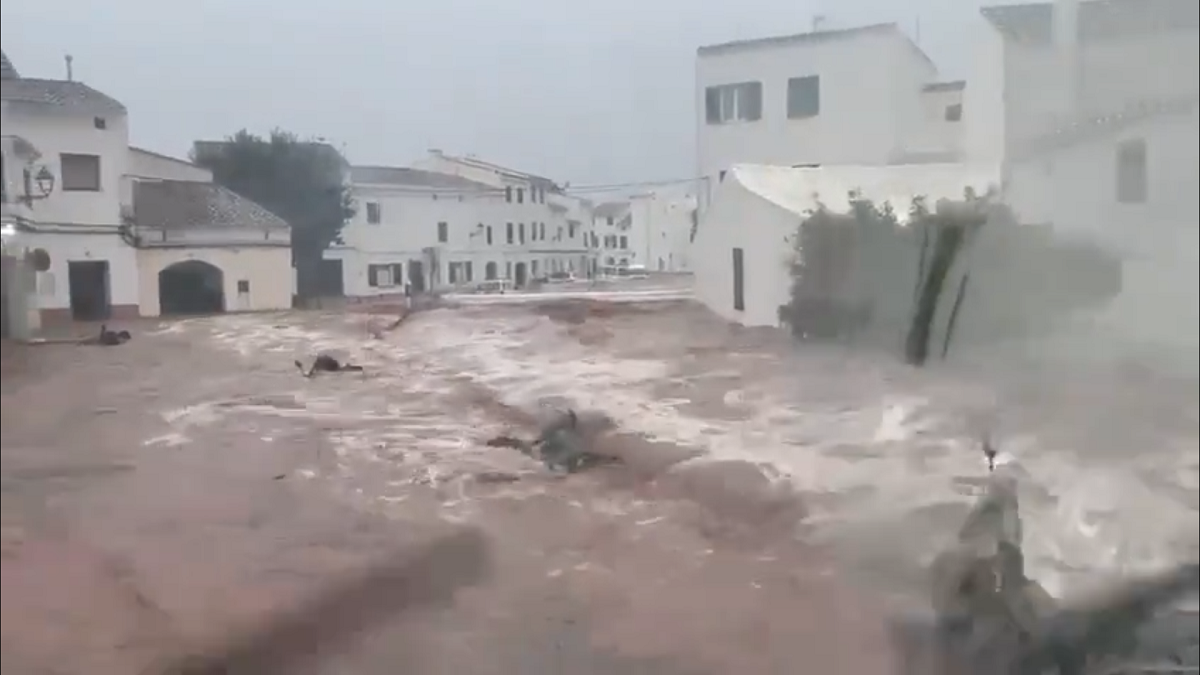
[0,313,903,675]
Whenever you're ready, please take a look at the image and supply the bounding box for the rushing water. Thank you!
[184,303,1198,602]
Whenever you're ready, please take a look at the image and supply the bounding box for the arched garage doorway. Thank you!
[159,260,225,315]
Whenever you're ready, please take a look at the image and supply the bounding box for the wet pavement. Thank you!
[1,298,1196,674]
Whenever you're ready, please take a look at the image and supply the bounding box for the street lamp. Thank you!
[21,165,55,205]
[34,166,54,197]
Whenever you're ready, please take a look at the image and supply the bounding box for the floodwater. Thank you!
[175,297,1198,601]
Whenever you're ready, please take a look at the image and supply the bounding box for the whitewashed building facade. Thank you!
[973,0,1200,372]
[695,23,965,209]
[1,51,138,333]
[328,154,593,298]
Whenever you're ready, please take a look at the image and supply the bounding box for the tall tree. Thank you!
[192,129,354,301]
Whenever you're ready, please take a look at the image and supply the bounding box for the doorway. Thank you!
[158,260,225,315]
[731,248,745,312]
[514,262,528,288]
[67,260,112,321]
[408,260,426,292]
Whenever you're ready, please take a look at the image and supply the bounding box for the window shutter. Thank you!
[705,87,721,123]
[743,82,763,121]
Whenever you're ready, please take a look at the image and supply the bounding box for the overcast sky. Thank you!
[3,0,996,186]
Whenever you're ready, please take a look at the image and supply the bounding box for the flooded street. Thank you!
[2,297,1196,674]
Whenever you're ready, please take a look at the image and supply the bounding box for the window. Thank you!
[1116,138,1147,204]
[944,103,963,122]
[366,201,381,224]
[517,188,524,204]
[237,280,250,293]
[518,222,526,244]
[539,222,546,240]
[568,222,577,238]
[368,264,399,287]
[704,81,763,124]
[486,225,493,245]
[464,262,473,282]
[437,221,448,243]
[60,153,101,191]
[719,169,727,182]
[538,188,545,204]
[606,216,614,226]
[556,226,563,241]
[505,186,513,202]
[93,116,107,130]
[506,222,514,244]
[786,76,820,119]
[619,235,628,249]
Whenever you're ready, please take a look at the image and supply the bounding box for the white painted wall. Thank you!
[126,148,211,183]
[696,28,938,192]
[2,103,128,227]
[137,246,294,317]
[332,181,591,296]
[20,231,139,311]
[692,175,795,327]
[1,99,138,314]
[630,191,697,272]
[1006,110,1200,370]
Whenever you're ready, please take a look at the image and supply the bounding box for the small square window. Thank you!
[944,104,963,122]
[237,280,250,293]
[93,117,107,130]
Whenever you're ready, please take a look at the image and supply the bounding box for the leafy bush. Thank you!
[777,190,1122,366]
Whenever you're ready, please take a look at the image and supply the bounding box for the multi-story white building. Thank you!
[695,22,964,208]
[591,201,633,271]
[327,152,593,297]
[968,0,1200,371]
[629,190,698,273]
[2,50,138,331]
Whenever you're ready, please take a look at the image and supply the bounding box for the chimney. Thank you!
[1051,0,1081,117]
[64,54,74,81]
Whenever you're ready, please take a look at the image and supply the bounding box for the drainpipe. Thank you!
[1052,0,1081,119]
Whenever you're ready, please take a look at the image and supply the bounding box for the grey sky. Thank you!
[3,0,993,186]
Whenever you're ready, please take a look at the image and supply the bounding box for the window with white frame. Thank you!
[705,81,763,124]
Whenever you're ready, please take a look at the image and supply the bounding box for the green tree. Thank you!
[192,129,354,301]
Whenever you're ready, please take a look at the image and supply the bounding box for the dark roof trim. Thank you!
[923,80,966,93]
[696,22,935,69]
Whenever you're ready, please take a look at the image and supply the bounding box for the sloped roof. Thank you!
[132,180,289,231]
[922,80,966,93]
[697,22,935,69]
[728,163,1001,223]
[593,201,630,218]
[981,0,1199,43]
[429,151,560,190]
[1,51,18,79]
[350,165,493,191]
[1,76,126,114]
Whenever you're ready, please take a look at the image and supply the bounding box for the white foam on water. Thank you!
[164,309,1197,598]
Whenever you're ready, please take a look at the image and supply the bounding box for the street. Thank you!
[2,297,1196,673]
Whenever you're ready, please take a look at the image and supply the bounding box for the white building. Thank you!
[1,50,138,331]
[328,155,593,297]
[591,201,633,271]
[125,149,294,317]
[695,23,965,208]
[692,163,998,328]
[971,0,1200,371]
[628,190,698,273]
